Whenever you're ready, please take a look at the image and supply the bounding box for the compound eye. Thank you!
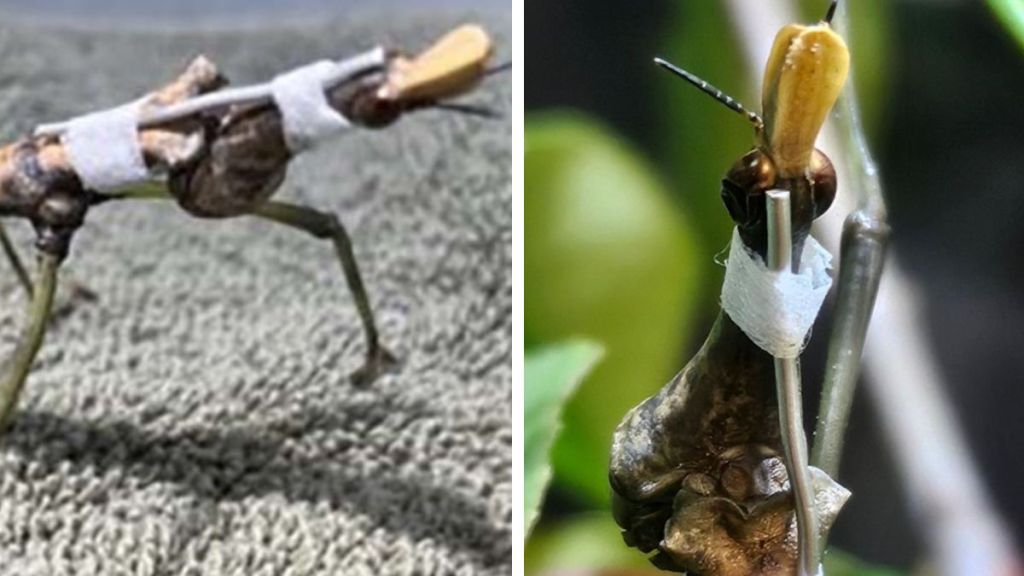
[721,179,750,226]
[809,149,837,218]
[720,149,774,229]
[342,86,403,128]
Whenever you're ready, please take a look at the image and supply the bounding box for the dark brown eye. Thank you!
[720,179,750,225]
[721,149,776,228]
[809,149,837,219]
[341,87,403,128]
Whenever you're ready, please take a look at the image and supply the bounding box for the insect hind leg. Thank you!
[252,200,398,385]
[1,218,96,321]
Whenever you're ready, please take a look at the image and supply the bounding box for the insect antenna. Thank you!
[485,61,513,77]
[653,56,763,132]
[824,0,838,24]
[433,102,502,119]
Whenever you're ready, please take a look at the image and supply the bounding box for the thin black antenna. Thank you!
[434,102,502,119]
[824,0,838,24]
[653,57,763,131]
[485,61,513,77]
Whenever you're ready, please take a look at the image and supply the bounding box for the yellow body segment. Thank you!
[760,22,849,178]
[379,24,493,103]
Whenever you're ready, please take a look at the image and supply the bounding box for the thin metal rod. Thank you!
[766,189,819,576]
[34,47,388,137]
[811,208,888,477]
[0,253,60,433]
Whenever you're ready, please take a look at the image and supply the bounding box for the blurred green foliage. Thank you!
[988,0,1024,52]
[823,550,906,576]
[526,513,650,575]
[526,113,703,505]
[525,341,604,535]
[656,0,749,270]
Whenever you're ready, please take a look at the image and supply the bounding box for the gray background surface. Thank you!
[0,9,511,575]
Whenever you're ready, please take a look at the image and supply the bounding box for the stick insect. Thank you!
[609,2,888,575]
[0,24,506,433]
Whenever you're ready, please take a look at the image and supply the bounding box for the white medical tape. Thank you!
[270,48,387,152]
[62,101,149,192]
[272,61,351,152]
[720,227,833,359]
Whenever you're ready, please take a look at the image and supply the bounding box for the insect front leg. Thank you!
[0,251,61,434]
[252,200,397,385]
[811,206,890,476]
[0,220,33,299]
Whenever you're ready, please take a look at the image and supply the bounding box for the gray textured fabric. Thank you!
[0,12,511,576]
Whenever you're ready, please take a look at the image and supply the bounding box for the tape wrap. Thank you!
[271,61,352,152]
[720,227,833,358]
[62,102,149,192]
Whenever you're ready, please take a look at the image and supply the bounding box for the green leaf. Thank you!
[526,113,703,505]
[823,549,905,576]
[525,341,604,535]
[988,0,1024,52]
[526,513,653,575]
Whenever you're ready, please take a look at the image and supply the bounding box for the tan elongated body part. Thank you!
[379,24,493,102]
[760,22,849,178]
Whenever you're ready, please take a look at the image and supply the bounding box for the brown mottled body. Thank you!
[610,313,849,574]
[168,64,398,218]
[608,142,842,572]
[610,314,776,569]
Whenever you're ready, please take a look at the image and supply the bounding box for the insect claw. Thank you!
[350,345,399,386]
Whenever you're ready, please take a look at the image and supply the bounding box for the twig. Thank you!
[809,4,888,479]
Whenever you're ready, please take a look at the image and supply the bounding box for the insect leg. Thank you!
[810,206,890,477]
[252,201,397,385]
[0,252,60,433]
[1,218,98,319]
[0,220,33,299]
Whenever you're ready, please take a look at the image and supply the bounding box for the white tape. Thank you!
[62,102,149,192]
[720,227,833,359]
[271,61,350,152]
[270,48,386,152]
